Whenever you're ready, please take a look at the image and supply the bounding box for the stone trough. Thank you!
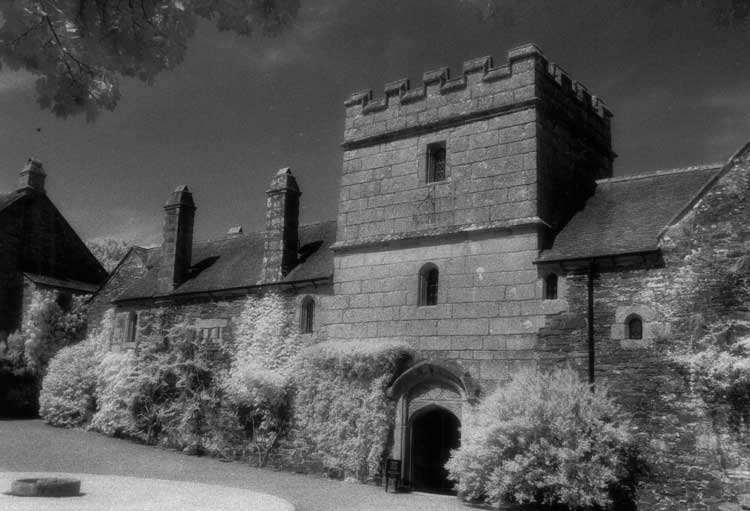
[9,477,81,497]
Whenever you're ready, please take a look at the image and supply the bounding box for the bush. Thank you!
[446,366,642,510]
[224,361,290,466]
[91,323,240,455]
[21,289,87,374]
[39,339,103,427]
[291,340,412,481]
[89,349,141,438]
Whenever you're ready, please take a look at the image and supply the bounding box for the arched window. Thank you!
[300,297,315,333]
[626,315,643,340]
[418,264,439,306]
[544,274,558,300]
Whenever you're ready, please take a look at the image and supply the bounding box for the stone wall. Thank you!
[328,228,571,390]
[539,146,750,510]
[108,283,333,352]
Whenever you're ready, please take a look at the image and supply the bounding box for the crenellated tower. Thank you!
[336,43,614,249]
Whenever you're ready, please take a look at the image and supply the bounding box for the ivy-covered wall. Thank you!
[541,147,750,510]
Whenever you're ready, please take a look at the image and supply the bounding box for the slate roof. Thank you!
[117,220,336,301]
[537,164,721,263]
[23,273,100,293]
[0,190,25,214]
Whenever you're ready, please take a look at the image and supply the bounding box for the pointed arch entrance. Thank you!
[387,360,479,494]
[409,405,460,493]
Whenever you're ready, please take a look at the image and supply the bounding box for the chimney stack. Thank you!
[18,158,46,193]
[261,167,300,282]
[157,185,195,294]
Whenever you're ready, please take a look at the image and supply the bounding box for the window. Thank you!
[199,326,224,342]
[300,296,315,333]
[626,315,643,340]
[418,264,439,306]
[126,311,138,344]
[544,274,558,300]
[426,142,446,183]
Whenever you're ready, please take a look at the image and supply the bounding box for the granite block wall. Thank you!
[327,229,569,389]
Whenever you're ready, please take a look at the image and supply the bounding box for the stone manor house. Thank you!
[91,44,750,505]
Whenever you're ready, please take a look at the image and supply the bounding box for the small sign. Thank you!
[384,459,401,492]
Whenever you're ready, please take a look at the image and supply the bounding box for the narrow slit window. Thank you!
[301,297,315,333]
[426,142,446,183]
[126,311,138,344]
[544,274,558,300]
[419,264,439,306]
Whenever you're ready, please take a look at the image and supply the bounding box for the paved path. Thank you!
[0,420,473,511]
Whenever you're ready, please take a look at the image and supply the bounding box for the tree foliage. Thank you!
[0,0,299,120]
[86,237,131,272]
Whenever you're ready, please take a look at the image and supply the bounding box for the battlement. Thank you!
[343,44,611,146]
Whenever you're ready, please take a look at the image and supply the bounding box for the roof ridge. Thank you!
[597,163,722,184]
[193,219,336,246]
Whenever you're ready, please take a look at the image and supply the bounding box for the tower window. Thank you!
[418,264,439,306]
[426,142,446,183]
[544,274,558,300]
[626,315,643,340]
[300,296,315,333]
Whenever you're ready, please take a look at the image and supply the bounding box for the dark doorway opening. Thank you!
[409,407,460,494]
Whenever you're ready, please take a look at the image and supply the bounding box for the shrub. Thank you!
[21,289,87,374]
[446,366,642,510]
[89,349,141,438]
[91,322,239,454]
[39,339,103,427]
[291,340,412,481]
[40,310,114,427]
[224,361,290,466]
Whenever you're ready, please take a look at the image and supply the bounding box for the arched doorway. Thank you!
[409,406,460,494]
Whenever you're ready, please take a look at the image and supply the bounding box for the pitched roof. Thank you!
[537,164,721,263]
[116,221,336,301]
[23,273,100,293]
[0,190,25,214]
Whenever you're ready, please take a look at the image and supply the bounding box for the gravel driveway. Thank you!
[0,420,474,511]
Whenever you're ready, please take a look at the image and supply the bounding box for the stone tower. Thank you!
[328,44,614,489]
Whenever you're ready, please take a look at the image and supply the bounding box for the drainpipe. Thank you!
[587,260,596,389]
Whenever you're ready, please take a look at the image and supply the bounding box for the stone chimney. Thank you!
[18,158,46,193]
[157,185,195,294]
[261,168,300,282]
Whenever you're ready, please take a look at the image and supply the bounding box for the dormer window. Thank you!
[426,142,446,183]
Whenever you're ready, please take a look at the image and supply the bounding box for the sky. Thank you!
[0,0,748,246]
